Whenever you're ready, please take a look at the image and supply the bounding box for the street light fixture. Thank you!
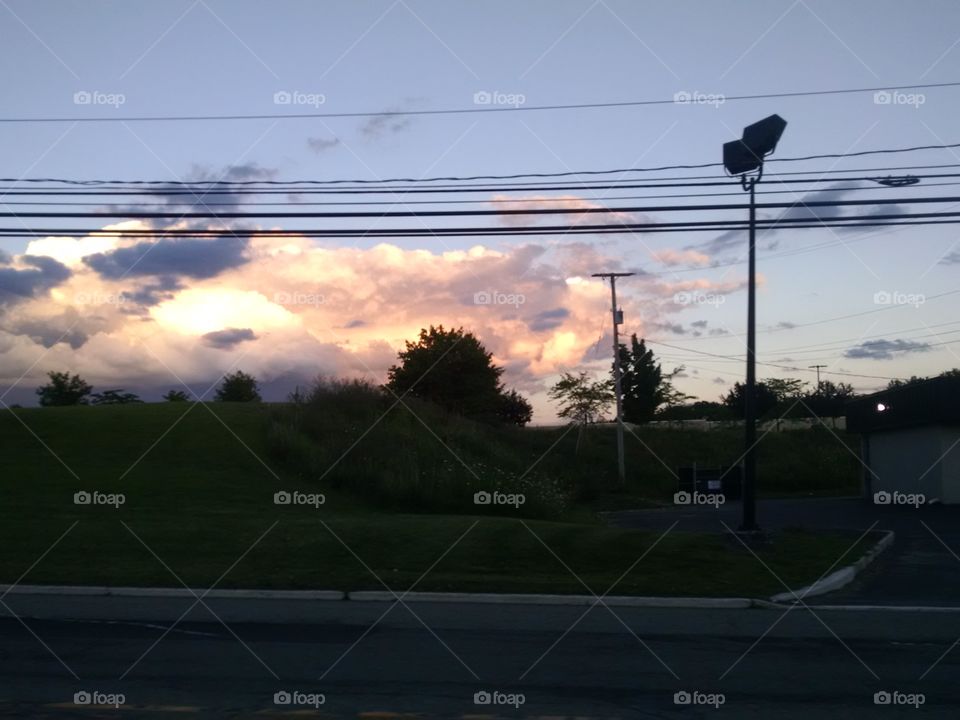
[723,114,787,534]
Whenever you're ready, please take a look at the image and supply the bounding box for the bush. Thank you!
[267,376,569,518]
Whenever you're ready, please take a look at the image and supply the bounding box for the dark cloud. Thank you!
[775,321,796,330]
[202,327,257,349]
[713,377,726,384]
[360,113,413,138]
[708,328,730,336]
[121,276,184,306]
[307,136,340,153]
[8,308,107,349]
[939,251,960,265]
[844,338,932,360]
[527,307,570,332]
[0,255,71,306]
[691,320,708,329]
[104,163,279,227]
[84,236,249,280]
[650,321,686,335]
[359,98,422,139]
[342,319,366,329]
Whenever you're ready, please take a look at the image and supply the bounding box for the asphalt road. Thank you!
[607,497,960,606]
[2,602,959,718]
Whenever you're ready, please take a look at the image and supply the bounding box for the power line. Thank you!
[2,193,955,220]
[655,289,960,343]
[8,172,960,197]
[6,157,960,189]
[5,214,960,240]
[646,339,908,381]
[1,80,958,124]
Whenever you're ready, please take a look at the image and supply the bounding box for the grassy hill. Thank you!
[0,402,867,595]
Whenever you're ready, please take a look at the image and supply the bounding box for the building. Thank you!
[846,375,960,504]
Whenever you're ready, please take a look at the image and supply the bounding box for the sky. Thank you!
[1,0,960,419]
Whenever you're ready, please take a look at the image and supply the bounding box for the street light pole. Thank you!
[743,176,759,532]
[592,272,634,485]
[723,114,787,534]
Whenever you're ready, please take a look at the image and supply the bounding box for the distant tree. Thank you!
[656,400,732,421]
[214,370,262,402]
[386,325,528,424]
[549,371,614,426]
[615,335,687,422]
[886,375,929,390]
[498,388,533,427]
[35,371,93,407]
[162,389,190,402]
[801,380,856,417]
[722,381,779,420]
[90,389,142,405]
[765,378,807,403]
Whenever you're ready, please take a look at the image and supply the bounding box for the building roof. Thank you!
[846,374,960,433]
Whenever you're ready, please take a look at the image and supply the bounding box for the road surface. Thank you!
[1,600,958,718]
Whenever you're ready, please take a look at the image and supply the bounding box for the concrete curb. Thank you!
[768,530,895,604]
[347,591,753,608]
[0,585,345,601]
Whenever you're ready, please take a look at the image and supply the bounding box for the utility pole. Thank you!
[592,272,634,485]
[809,365,826,392]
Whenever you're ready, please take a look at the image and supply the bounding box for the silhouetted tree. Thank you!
[498,388,533,427]
[722,381,779,419]
[90,389,142,405]
[35,371,93,406]
[214,371,261,402]
[615,335,687,422]
[162,389,190,402]
[386,325,528,424]
[801,380,856,417]
[549,371,613,426]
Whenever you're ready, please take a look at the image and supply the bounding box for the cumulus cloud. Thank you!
[844,338,932,360]
[0,255,71,307]
[1,225,745,415]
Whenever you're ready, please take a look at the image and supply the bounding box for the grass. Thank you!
[0,402,870,596]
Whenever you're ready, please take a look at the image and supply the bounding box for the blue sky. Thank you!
[1,0,960,416]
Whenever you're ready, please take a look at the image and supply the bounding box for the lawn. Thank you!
[0,403,870,596]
